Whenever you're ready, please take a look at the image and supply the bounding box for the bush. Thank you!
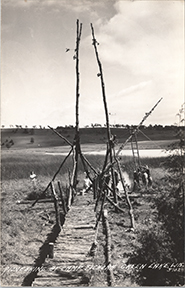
[128,137,184,286]
[30,137,34,143]
[129,184,184,286]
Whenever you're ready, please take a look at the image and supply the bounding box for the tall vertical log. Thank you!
[72,19,83,192]
[90,23,117,206]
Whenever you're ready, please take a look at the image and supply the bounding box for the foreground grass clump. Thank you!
[128,180,184,286]
[128,140,184,286]
[1,179,55,285]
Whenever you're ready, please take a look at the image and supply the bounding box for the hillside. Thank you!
[1,126,179,150]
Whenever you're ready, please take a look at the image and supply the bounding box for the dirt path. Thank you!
[32,194,96,287]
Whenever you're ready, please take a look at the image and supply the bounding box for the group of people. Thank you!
[82,164,152,195]
[82,168,130,196]
[133,165,152,191]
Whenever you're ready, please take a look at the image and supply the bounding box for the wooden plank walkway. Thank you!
[32,193,96,287]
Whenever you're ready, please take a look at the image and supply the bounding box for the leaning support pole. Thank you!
[48,125,73,147]
[105,195,126,214]
[113,147,135,229]
[80,152,98,175]
[94,191,106,229]
[31,147,73,207]
[102,209,114,286]
[79,149,93,182]
[116,98,163,157]
[91,23,117,206]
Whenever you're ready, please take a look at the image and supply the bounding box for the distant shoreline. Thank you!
[1,140,177,157]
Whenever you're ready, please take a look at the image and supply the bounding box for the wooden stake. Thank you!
[89,221,100,256]
[102,209,114,286]
[67,167,74,211]
[57,181,67,215]
[50,182,61,228]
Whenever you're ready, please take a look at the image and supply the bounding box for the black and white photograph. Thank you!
[1,0,184,286]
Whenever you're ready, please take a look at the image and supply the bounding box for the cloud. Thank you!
[2,0,103,10]
[114,81,152,98]
[95,0,183,77]
[1,0,183,127]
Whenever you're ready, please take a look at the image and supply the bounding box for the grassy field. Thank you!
[1,148,165,181]
[1,131,184,286]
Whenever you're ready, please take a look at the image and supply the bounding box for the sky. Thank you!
[1,0,184,128]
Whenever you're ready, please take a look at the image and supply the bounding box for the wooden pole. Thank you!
[94,187,101,212]
[94,191,106,229]
[90,23,117,206]
[94,159,117,212]
[67,167,73,211]
[92,176,98,200]
[31,147,73,207]
[72,19,83,192]
[89,221,100,256]
[48,125,73,147]
[113,147,135,229]
[116,98,163,157]
[57,181,67,215]
[70,147,77,205]
[50,182,61,227]
[105,195,126,214]
[102,143,110,172]
[80,152,98,175]
[79,149,93,182]
[102,209,114,286]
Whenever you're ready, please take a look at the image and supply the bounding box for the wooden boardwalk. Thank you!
[32,193,96,287]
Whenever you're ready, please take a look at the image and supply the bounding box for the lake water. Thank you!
[45,149,168,158]
[86,149,168,157]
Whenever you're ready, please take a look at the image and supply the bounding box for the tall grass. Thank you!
[1,153,164,181]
